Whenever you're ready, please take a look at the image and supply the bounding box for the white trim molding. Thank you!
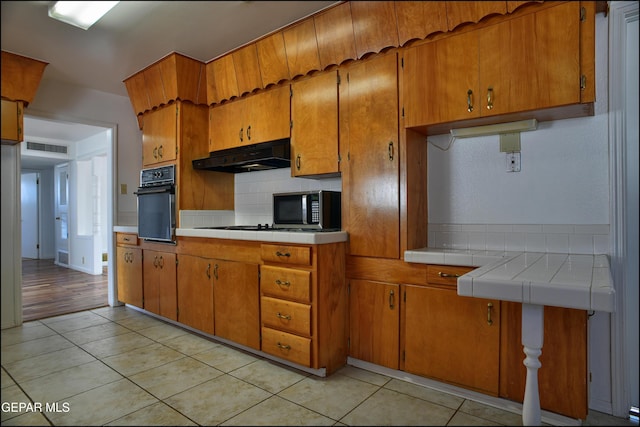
[608,0,639,419]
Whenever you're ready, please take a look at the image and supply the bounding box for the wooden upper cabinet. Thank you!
[141,104,178,167]
[446,1,508,31]
[232,44,263,96]
[208,54,238,103]
[0,51,48,106]
[507,1,543,13]
[350,1,399,59]
[256,32,290,87]
[283,19,321,79]
[403,30,481,128]
[160,53,207,105]
[314,2,357,69]
[291,71,339,177]
[1,99,23,144]
[124,72,150,118]
[395,1,448,46]
[478,1,581,116]
[123,53,206,118]
[247,85,291,145]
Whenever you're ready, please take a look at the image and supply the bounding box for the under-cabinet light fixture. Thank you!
[450,119,538,138]
[48,1,119,30]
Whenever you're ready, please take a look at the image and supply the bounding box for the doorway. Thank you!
[20,114,115,321]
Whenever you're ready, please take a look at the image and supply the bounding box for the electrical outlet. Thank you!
[120,184,127,195]
[506,152,521,172]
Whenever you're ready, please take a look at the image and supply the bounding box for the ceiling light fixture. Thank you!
[450,119,538,138]
[48,1,119,30]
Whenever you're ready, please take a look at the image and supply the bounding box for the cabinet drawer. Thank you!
[260,266,311,302]
[261,244,311,266]
[116,233,138,246]
[261,326,311,367]
[261,296,311,336]
[427,265,474,287]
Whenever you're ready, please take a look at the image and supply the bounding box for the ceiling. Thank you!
[1,1,338,167]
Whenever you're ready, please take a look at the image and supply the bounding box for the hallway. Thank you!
[22,258,108,322]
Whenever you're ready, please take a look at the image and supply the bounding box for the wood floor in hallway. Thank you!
[21,258,108,322]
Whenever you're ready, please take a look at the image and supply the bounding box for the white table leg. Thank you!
[521,303,544,426]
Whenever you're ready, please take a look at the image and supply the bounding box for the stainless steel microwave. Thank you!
[273,190,341,230]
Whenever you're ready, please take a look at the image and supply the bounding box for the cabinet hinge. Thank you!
[401,107,405,118]
[290,120,293,129]
[401,57,404,68]
[337,73,341,85]
[176,104,179,116]
[346,72,350,83]
[290,87,293,98]
[404,291,406,303]
[338,153,342,164]
[347,337,350,349]
[580,75,587,90]
[580,6,586,22]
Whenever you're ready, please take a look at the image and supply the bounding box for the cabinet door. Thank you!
[403,284,500,395]
[341,53,400,259]
[177,254,214,334]
[209,100,245,151]
[213,259,260,350]
[116,246,143,307]
[1,99,23,143]
[479,1,581,116]
[247,85,290,145]
[403,30,480,128]
[349,279,400,369]
[142,105,177,166]
[143,250,177,320]
[291,71,339,177]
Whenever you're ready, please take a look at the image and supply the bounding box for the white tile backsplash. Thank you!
[429,223,610,255]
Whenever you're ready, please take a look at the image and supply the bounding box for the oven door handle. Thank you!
[134,186,174,195]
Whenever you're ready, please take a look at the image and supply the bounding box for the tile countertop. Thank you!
[404,248,615,313]
[113,225,348,245]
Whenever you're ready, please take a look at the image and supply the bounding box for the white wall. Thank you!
[28,79,142,225]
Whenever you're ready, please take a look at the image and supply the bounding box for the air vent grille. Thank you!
[26,142,68,154]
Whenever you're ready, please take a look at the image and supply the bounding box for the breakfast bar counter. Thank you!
[405,247,616,425]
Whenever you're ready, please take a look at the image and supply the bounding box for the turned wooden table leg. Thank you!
[521,303,544,426]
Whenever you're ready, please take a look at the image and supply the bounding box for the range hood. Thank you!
[192,139,291,173]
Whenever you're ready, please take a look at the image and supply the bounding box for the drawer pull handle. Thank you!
[389,290,395,309]
[277,342,291,350]
[276,312,292,320]
[486,87,494,110]
[275,251,291,258]
[206,263,211,279]
[438,272,460,278]
[467,89,474,112]
[487,302,494,326]
[213,263,219,280]
[275,279,291,287]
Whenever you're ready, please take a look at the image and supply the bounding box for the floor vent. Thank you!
[58,251,69,265]
[26,141,68,154]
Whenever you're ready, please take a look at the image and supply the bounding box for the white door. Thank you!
[21,172,39,259]
[54,163,70,266]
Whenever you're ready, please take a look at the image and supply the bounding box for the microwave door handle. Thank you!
[301,195,308,225]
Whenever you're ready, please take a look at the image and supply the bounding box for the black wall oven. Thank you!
[135,165,176,243]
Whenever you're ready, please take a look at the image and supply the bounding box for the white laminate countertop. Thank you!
[114,226,348,245]
[404,248,615,313]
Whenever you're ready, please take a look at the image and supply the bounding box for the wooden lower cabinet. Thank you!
[115,233,143,308]
[213,259,260,350]
[177,254,215,335]
[143,249,177,321]
[260,242,347,374]
[499,302,588,419]
[349,279,400,370]
[403,284,500,395]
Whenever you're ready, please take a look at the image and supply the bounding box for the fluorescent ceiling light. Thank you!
[48,1,119,30]
[450,119,538,138]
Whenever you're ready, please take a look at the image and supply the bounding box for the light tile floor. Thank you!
[1,306,637,426]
